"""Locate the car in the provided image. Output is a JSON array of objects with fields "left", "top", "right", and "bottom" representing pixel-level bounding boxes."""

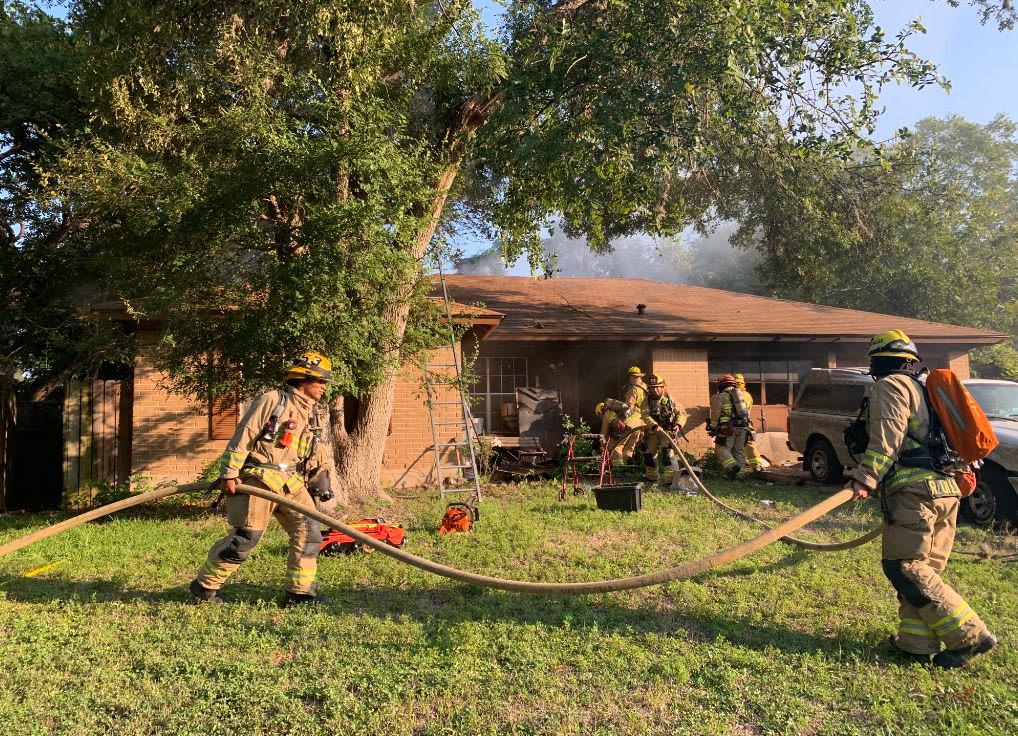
[
  {"left": 787, "top": 369, "right": 1018, "bottom": 525},
  {"left": 787, "top": 368, "right": 872, "bottom": 485},
  {"left": 959, "top": 379, "right": 1018, "bottom": 525}
]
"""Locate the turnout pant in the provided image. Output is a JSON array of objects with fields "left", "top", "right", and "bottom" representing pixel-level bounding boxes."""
[
  {"left": 196, "top": 477, "right": 323, "bottom": 595},
  {"left": 609, "top": 430, "right": 642, "bottom": 466},
  {"left": 714, "top": 429, "right": 748, "bottom": 475},
  {"left": 744, "top": 433, "right": 764, "bottom": 470},
  {"left": 643, "top": 427, "right": 676, "bottom": 481},
  {"left": 881, "top": 488, "right": 988, "bottom": 654}
]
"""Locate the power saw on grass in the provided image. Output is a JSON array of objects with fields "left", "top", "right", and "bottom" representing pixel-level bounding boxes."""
[
  {"left": 320, "top": 518, "right": 406, "bottom": 555},
  {"left": 438, "top": 500, "right": 479, "bottom": 534}
]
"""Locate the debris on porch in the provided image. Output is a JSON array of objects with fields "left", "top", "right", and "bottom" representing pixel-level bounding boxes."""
[{"left": 487, "top": 435, "right": 557, "bottom": 481}]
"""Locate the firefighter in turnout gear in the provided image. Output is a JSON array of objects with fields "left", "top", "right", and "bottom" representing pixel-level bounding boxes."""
[
  {"left": 845, "top": 331, "right": 995, "bottom": 667},
  {"left": 623, "top": 366, "right": 649, "bottom": 416},
  {"left": 643, "top": 375, "right": 687, "bottom": 481},
  {"left": 596, "top": 399, "right": 645, "bottom": 466},
  {"left": 708, "top": 374, "right": 751, "bottom": 478},
  {"left": 735, "top": 374, "right": 765, "bottom": 472},
  {"left": 190, "top": 352, "right": 335, "bottom": 607}
]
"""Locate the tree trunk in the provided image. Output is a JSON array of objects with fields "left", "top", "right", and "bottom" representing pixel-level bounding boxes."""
[{"left": 329, "top": 163, "right": 461, "bottom": 503}]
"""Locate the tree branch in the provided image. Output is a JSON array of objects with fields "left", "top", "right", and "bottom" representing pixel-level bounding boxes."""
[
  {"left": 28, "top": 365, "right": 76, "bottom": 402},
  {"left": 0, "top": 144, "right": 23, "bottom": 163},
  {"left": 43, "top": 212, "right": 85, "bottom": 248}
]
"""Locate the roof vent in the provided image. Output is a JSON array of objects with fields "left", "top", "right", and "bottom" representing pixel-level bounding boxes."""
[{"left": 636, "top": 303, "right": 647, "bottom": 315}]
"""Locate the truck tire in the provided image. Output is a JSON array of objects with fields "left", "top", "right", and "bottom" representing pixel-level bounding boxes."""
[
  {"left": 805, "top": 437, "right": 844, "bottom": 484},
  {"left": 962, "top": 463, "right": 1018, "bottom": 527}
]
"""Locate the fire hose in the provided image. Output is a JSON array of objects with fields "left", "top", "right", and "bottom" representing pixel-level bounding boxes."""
[
  {"left": 662, "top": 430, "right": 882, "bottom": 552},
  {"left": 0, "top": 470, "right": 873, "bottom": 594}
]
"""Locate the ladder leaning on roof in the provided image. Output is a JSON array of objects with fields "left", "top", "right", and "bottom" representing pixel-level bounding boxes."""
[{"left": 423, "top": 256, "right": 482, "bottom": 503}]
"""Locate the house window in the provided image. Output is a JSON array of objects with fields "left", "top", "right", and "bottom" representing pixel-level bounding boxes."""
[
  {"left": 469, "top": 357, "right": 528, "bottom": 435},
  {"left": 209, "top": 399, "right": 240, "bottom": 440},
  {"left": 708, "top": 359, "right": 812, "bottom": 406}
]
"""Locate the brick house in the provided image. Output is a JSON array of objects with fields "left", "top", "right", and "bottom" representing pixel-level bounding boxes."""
[{"left": 64, "top": 276, "right": 1006, "bottom": 499}]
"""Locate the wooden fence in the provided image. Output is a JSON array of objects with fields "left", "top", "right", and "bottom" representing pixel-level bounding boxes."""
[
  {"left": 63, "top": 378, "right": 131, "bottom": 507},
  {"left": 0, "top": 378, "right": 14, "bottom": 512}
]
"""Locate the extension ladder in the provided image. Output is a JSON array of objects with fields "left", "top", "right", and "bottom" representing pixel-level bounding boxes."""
[{"left": 423, "top": 255, "right": 482, "bottom": 503}]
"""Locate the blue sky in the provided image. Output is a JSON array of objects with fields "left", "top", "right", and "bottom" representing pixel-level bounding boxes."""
[{"left": 868, "top": 0, "right": 1017, "bottom": 138}]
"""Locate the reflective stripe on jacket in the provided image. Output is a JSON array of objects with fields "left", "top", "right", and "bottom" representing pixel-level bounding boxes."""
[
  {"left": 219, "top": 386, "right": 330, "bottom": 494},
  {"left": 710, "top": 389, "right": 744, "bottom": 428},
  {"left": 847, "top": 373, "right": 956, "bottom": 496}
]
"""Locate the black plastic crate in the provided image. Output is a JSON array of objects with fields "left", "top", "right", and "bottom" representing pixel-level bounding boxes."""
[{"left": 592, "top": 482, "right": 643, "bottom": 512}]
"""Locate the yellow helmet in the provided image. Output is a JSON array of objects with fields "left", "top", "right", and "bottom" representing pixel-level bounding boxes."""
[
  {"left": 868, "top": 330, "right": 920, "bottom": 361},
  {"left": 627, "top": 366, "right": 644, "bottom": 377},
  {"left": 287, "top": 351, "right": 333, "bottom": 382},
  {"left": 734, "top": 373, "right": 746, "bottom": 388},
  {"left": 595, "top": 401, "right": 606, "bottom": 417}
]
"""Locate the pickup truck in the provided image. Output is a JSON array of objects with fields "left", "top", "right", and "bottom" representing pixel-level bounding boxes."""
[{"left": 788, "top": 368, "right": 1018, "bottom": 526}]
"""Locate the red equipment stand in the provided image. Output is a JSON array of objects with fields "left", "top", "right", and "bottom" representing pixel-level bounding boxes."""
[{"left": 559, "top": 433, "right": 610, "bottom": 500}]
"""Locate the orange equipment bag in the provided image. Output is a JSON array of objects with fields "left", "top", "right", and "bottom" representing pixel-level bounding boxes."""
[
  {"left": 953, "top": 470, "right": 978, "bottom": 498},
  {"left": 320, "top": 518, "right": 406, "bottom": 555},
  {"left": 924, "top": 369, "right": 999, "bottom": 464},
  {"left": 438, "top": 502, "right": 479, "bottom": 534}
]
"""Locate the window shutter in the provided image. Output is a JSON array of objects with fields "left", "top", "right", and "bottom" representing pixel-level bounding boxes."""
[{"left": 209, "top": 400, "right": 240, "bottom": 440}]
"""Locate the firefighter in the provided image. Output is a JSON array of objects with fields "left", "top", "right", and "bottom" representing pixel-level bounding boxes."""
[
  {"left": 623, "top": 366, "right": 649, "bottom": 416},
  {"left": 596, "top": 399, "right": 643, "bottom": 466},
  {"left": 845, "top": 330, "right": 995, "bottom": 667},
  {"left": 643, "top": 375, "right": 687, "bottom": 481},
  {"left": 708, "top": 374, "right": 751, "bottom": 478},
  {"left": 734, "top": 373, "right": 765, "bottom": 472},
  {"left": 189, "top": 351, "right": 335, "bottom": 606}
]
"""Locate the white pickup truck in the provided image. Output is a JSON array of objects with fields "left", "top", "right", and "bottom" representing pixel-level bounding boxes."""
[
  {"left": 964, "top": 379, "right": 1018, "bottom": 525},
  {"left": 788, "top": 369, "right": 1018, "bottom": 526}
]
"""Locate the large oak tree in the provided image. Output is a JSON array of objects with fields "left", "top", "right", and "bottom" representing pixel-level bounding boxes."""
[{"left": 3, "top": 1, "right": 1014, "bottom": 498}]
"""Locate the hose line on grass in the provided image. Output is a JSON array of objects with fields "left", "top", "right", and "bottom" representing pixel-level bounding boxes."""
[
  {"left": 663, "top": 432, "right": 882, "bottom": 552},
  {"left": 0, "top": 481, "right": 860, "bottom": 595}
]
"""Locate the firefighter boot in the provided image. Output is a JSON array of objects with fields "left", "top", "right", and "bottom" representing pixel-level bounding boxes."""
[
  {"left": 887, "top": 635, "right": 933, "bottom": 663},
  {"left": 188, "top": 578, "right": 227, "bottom": 604},
  {"left": 643, "top": 453, "right": 659, "bottom": 482},
  {"left": 283, "top": 591, "right": 330, "bottom": 608},
  {"left": 933, "top": 631, "right": 997, "bottom": 669}
]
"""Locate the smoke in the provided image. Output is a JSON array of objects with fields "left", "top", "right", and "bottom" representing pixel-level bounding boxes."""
[{"left": 453, "top": 223, "right": 767, "bottom": 295}]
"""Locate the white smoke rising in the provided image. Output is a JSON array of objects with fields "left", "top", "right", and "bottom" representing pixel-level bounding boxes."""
[{"left": 454, "top": 223, "right": 766, "bottom": 294}]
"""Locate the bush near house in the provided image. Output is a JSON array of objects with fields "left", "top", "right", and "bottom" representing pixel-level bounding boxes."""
[{"left": 0, "top": 480, "right": 1016, "bottom": 736}]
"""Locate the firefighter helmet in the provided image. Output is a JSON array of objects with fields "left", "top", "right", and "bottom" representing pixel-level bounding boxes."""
[
  {"left": 595, "top": 402, "right": 607, "bottom": 417},
  {"left": 718, "top": 373, "right": 737, "bottom": 389},
  {"left": 287, "top": 351, "right": 333, "bottom": 383},
  {"left": 734, "top": 373, "right": 746, "bottom": 388},
  {"left": 868, "top": 330, "right": 920, "bottom": 361},
  {"left": 627, "top": 366, "right": 644, "bottom": 378},
  {"left": 646, "top": 374, "right": 665, "bottom": 388}
]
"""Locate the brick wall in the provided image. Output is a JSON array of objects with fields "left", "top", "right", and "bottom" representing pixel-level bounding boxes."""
[
  {"left": 380, "top": 343, "right": 471, "bottom": 488},
  {"left": 947, "top": 351, "right": 971, "bottom": 379},
  {"left": 130, "top": 331, "right": 469, "bottom": 489},
  {"left": 651, "top": 348, "right": 712, "bottom": 456},
  {"left": 130, "top": 331, "right": 227, "bottom": 484}
]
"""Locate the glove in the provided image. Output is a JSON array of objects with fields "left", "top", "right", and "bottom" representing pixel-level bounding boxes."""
[{"left": 308, "top": 470, "right": 334, "bottom": 503}]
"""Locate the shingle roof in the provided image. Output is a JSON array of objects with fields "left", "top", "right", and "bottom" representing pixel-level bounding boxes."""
[{"left": 437, "top": 275, "right": 1007, "bottom": 345}]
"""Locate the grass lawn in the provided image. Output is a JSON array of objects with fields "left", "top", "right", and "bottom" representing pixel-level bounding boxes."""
[{"left": 1, "top": 477, "right": 1016, "bottom": 736}]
